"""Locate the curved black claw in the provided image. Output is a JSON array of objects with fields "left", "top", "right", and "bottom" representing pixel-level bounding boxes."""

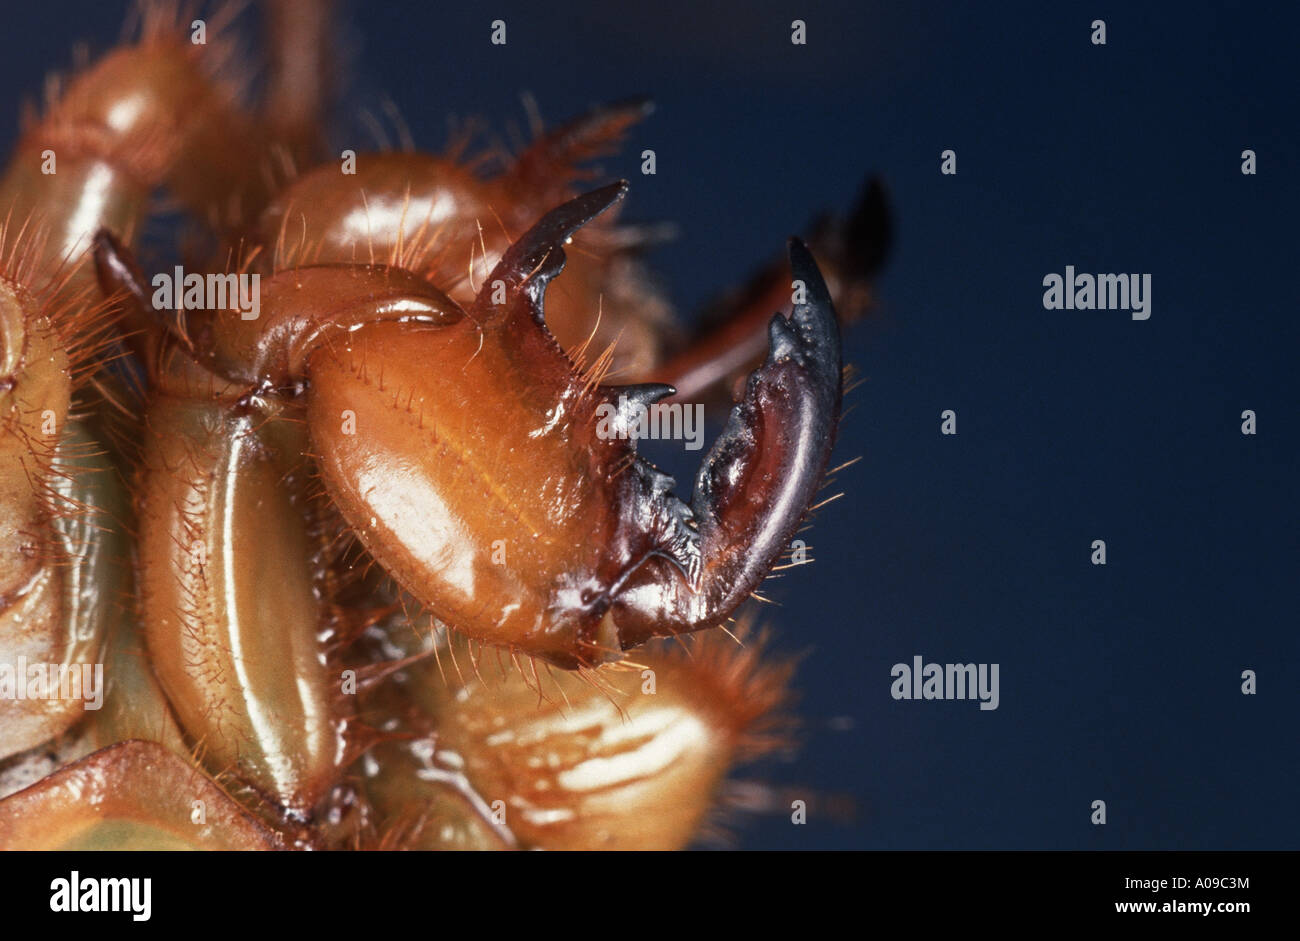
[
  {"left": 773, "top": 237, "right": 843, "bottom": 405},
  {"left": 599, "top": 382, "right": 678, "bottom": 440},
  {"left": 92, "top": 229, "right": 195, "bottom": 365},
  {"left": 607, "top": 239, "right": 844, "bottom": 651},
  {"left": 92, "top": 230, "right": 151, "bottom": 313},
  {"left": 474, "top": 181, "right": 629, "bottom": 330}
]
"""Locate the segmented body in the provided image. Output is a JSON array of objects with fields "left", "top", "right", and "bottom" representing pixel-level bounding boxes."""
[{"left": 0, "top": 2, "right": 884, "bottom": 850}]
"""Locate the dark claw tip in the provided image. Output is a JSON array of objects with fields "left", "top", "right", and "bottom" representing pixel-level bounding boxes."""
[
  {"left": 563, "top": 180, "right": 630, "bottom": 228},
  {"left": 788, "top": 237, "right": 834, "bottom": 311},
  {"left": 767, "top": 240, "right": 841, "bottom": 391},
  {"left": 492, "top": 182, "right": 629, "bottom": 294},
  {"left": 611, "top": 382, "right": 676, "bottom": 407},
  {"left": 91, "top": 228, "right": 148, "bottom": 302},
  {"left": 91, "top": 228, "right": 128, "bottom": 269}
]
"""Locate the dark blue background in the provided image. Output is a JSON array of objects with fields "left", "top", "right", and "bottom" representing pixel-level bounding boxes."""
[{"left": 4, "top": 1, "right": 1294, "bottom": 849}]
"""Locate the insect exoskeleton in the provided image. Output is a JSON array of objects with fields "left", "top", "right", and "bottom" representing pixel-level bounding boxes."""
[
  {"left": 300, "top": 185, "right": 841, "bottom": 668},
  {"left": 0, "top": 1, "right": 883, "bottom": 853},
  {"left": 0, "top": 277, "right": 76, "bottom": 759},
  {"left": 256, "top": 100, "right": 673, "bottom": 380},
  {"left": 0, "top": 7, "right": 271, "bottom": 294},
  {"left": 0, "top": 400, "right": 184, "bottom": 795},
  {"left": 360, "top": 621, "right": 793, "bottom": 850},
  {"left": 0, "top": 266, "right": 125, "bottom": 761},
  {"left": 106, "top": 181, "right": 843, "bottom": 671},
  {"left": 134, "top": 359, "right": 351, "bottom": 818},
  {"left": 78, "top": 424, "right": 188, "bottom": 758},
  {"left": 0, "top": 6, "right": 277, "bottom": 769},
  {"left": 0, "top": 739, "right": 279, "bottom": 850}
]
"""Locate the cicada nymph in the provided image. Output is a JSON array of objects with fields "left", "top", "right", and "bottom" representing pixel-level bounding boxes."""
[{"left": 0, "top": 0, "right": 888, "bottom": 850}]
